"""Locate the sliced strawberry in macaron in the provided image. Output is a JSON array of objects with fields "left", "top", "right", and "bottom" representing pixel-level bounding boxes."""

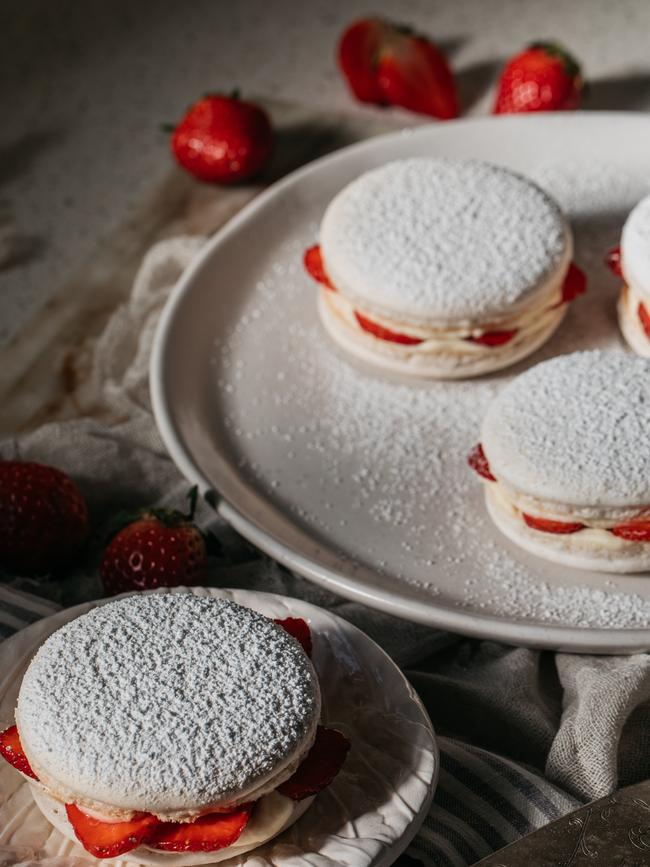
[
  {"left": 278, "top": 725, "right": 350, "bottom": 800},
  {"left": 638, "top": 303, "right": 650, "bottom": 340},
  {"left": 559, "top": 262, "right": 587, "bottom": 304},
  {"left": 523, "top": 513, "right": 585, "bottom": 534},
  {"left": 275, "top": 617, "right": 313, "bottom": 657},
  {"left": 304, "top": 245, "right": 336, "bottom": 291},
  {"left": 610, "top": 521, "right": 650, "bottom": 542},
  {"left": 66, "top": 804, "right": 159, "bottom": 859},
  {"left": 0, "top": 725, "right": 38, "bottom": 780},
  {"left": 467, "top": 444, "right": 496, "bottom": 482},
  {"left": 150, "top": 804, "right": 252, "bottom": 852},
  {"left": 467, "top": 329, "right": 518, "bottom": 347},
  {"left": 605, "top": 246, "right": 623, "bottom": 277},
  {"left": 354, "top": 312, "right": 424, "bottom": 345}
]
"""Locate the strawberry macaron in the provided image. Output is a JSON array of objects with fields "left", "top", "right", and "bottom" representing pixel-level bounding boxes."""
[
  {"left": 2, "top": 595, "right": 349, "bottom": 863},
  {"left": 305, "top": 158, "right": 584, "bottom": 379},
  {"left": 469, "top": 351, "right": 650, "bottom": 573},
  {"left": 612, "top": 194, "right": 650, "bottom": 357}
]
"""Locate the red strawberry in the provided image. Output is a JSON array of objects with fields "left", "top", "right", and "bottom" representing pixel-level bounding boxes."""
[
  {"left": 605, "top": 246, "right": 624, "bottom": 277},
  {"left": 467, "top": 329, "right": 518, "bottom": 347},
  {"left": 0, "top": 725, "right": 38, "bottom": 779},
  {"left": 100, "top": 489, "right": 209, "bottom": 595},
  {"left": 278, "top": 726, "right": 350, "bottom": 801},
  {"left": 523, "top": 513, "right": 585, "bottom": 534},
  {"left": 559, "top": 263, "right": 587, "bottom": 305},
  {"left": 0, "top": 461, "right": 88, "bottom": 575},
  {"left": 304, "top": 245, "right": 335, "bottom": 291},
  {"left": 66, "top": 804, "right": 159, "bottom": 859},
  {"left": 150, "top": 805, "right": 252, "bottom": 852},
  {"left": 467, "top": 444, "right": 496, "bottom": 482},
  {"left": 171, "top": 94, "right": 273, "bottom": 184},
  {"left": 338, "top": 18, "right": 458, "bottom": 120},
  {"left": 275, "top": 617, "right": 313, "bottom": 657},
  {"left": 493, "top": 42, "right": 583, "bottom": 114},
  {"left": 611, "top": 521, "right": 650, "bottom": 542},
  {"left": 638, "top": 303, "right": 650, "bottom": 340},
  {"left": 337, "top": 20, "right": 385, "bottom": 104},
  {"left": 355, "top": 312, "right": 424, "bottom": 346}
]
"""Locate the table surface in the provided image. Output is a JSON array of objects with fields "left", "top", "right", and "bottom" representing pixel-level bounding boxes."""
[{"left": 2, "top": 0, "right": 650, "bottom": 347}]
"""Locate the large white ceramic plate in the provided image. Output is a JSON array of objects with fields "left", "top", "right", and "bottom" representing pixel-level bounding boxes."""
[
  {"left": 0, "top": 587, "right": 436, "bottom": 866},
  {"left": 152, "top": 113, "right": 650, "bottom": 653}
]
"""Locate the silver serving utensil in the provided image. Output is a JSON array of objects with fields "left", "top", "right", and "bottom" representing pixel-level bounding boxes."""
[{"left": 474, "top": 779, "right": 650, "bottom": 865}]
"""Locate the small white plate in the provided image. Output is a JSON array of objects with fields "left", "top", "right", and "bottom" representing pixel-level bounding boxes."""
[
  {"left": 0, "top": 587, "right": 437, "bottom": 866},
  {"left": 151, "top": 113, "right": 650, "bottom": 653}
]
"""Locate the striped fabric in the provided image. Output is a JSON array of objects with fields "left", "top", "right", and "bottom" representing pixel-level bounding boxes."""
[
  {"left": 0, "top": 584, "right": 578, "bottom": 867},
  {"left": 406, "top": 739, "right": 578, "bottom": 866}
]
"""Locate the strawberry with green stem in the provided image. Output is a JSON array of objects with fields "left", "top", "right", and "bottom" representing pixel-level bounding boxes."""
[
  {"left": 493, "top": 42, "right": 583, "bottom": 114},
  {"left": 100, "top": 487, "right": 219, "bottom": 595}
]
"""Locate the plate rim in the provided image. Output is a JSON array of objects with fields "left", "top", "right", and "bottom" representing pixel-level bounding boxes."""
[{"left": 150, "top": 112, "right": 650, "bottom": 654}]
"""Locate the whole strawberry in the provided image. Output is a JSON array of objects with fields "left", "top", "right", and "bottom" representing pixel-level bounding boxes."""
[
  {"left": 100, "top": 489, "right": 208, "bottom": 595},
  {"left": 0, "top": 460, "right": 89, "bottom": 575},
  {"left": 338, "top": 18, "right": 458, "bottom": 120},
  {"left": 493, "top": 42, "right": 583, "bottom": 114},
  {"left": 171, "top": 94, "right": 273, "bottom": 183}
]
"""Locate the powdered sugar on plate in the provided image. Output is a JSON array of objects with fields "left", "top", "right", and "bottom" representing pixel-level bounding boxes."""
[
  {"left": 319, "top": 158, "right": 570, "bottom": 323},
  {"left": 182, "top": 126, "right": 650, "bottom": 641},
  {"left": 17, "top": 594, "right": 320, "bottom": 812}
]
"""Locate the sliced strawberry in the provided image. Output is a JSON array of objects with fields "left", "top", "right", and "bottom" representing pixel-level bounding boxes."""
[
  {"left": 277, "top": 726, "right": 350, "bottom": 801},
  {"left": 274, "top": 617, "right": 312, "bottom": 657},
  {"left": 338, "top": 19, "right": 386, "bottom": 104},
  {"left": 467, "top": 444, "right": 496, "bottom": 482},
  {"left": 605, "top": 246, "right": 623, "bottom": 277},
  {"left": 467, "top": 329, "right": 518, "bottom": 347},
  {"left": 610, "top": 521, "right": 650, "bottom": 542},
  {"left": 523, "top": 513, "right": 585, "bottom": 534},
  {"left": 354, "top": 312, "right": 424, "bottom": 345},
  {"left": 338, "top": 19, "right": 458, "bottom": 119},
  {"left": 377, "top": 32, "right": 459, "bottom": 120},
  {"left": 150, "top": 805, "right": 252, "bottom": 852},
  {"left": 560, "top": 262, "right": 587, "bottom": 304},
  {"left": 66, "top": 804, "right": 159, "bottom": 859},
  {"left": 638, "top": 303, "right": 650, "bottom": 340},
  {"left": 0, "top": 726, "right": 38, "bottom": 780},
  {"left": 304, "top": 245, "right": 335, "bottom": 291}
]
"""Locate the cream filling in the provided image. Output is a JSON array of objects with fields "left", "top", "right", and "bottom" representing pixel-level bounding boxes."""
[
  {"left": 18, "top": 723, "right": 317, "bottom": 823},
  {"left": 488, "top": 480, "right": 650, "bottom": 544},
  {"left": 322, "top": 284, "right": 564, "bottom": 357},
  {"left": 31, "top": 783, "right": 313, "bottom": 866}
]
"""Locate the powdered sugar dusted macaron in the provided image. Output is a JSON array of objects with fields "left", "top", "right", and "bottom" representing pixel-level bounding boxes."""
[
  {"left": 1, "top": 594, "right": 349, "bottom": 863},
  {"left": 305, "top": 158, "right": 585, "bottom": 379},
  {"left": 469, "top": 351, "right": 650, "bottom": 573},
  {"left": 610, "top": 194, "right": 650, "bottom": 357}
]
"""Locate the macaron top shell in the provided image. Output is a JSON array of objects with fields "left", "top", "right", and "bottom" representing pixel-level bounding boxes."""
[
  {"left": 481, "top": 351, "right": 650, "bottom": 508},
  {"left": 320, "top": 158, "right": 571, "bottom": 326},
  {"left": 17, "top": 594, "right": 320, "bottom": 814},
  {"left": 621, "top": 193, "right": 650, "bottom": 295}
]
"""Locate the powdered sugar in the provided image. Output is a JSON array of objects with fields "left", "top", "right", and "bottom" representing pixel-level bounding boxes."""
[
  {"left": 320, "top": 158, "right": 570, "bottom": 323},
  {"left": 190, "top": 145, "right": 650, "bottom": 638},
  {"left": 17, "top": 595, "right": 320, "bottom": 812},
  {"left": 482, "top": 350, "right": 650, "bottom": 507}
]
